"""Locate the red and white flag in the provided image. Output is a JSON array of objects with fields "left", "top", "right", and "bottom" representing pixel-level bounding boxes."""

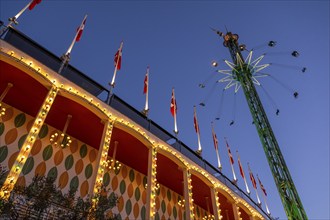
[
  {"left": 170, "top": 89, "right": 177, "bottom": 117},
  {"left": 212, "top": 125, "right": 218, "bottom": 151},
  {"left": 28, "top": 0, "right": 42, "bottom": 10},
  {"left": 257, "top": 175, "right": 267, "bottom": 196},
  {"left": 225, "top": 139, "right": 234, "bottom": 165},
  {"left": 237, "top": 153, "right": 245, "bottom": 179},
  {"left": 114, "top": 42, "right": 123, "bottom": 70},
  {"left": 65, "top": 15, "right": 88, "bottom": 55},
  {"left": 224, "top": 138, "right": 237, "bottom": 182},
  {"left": 237, "top": 151, "right": 250, "bottom": 194},
  {"left": 8, "top": 0, "right": 42, "bottom": 26},
  {"left": 248, "top": 164, "right": 257, "bottom": 189},
  {"left": 257, "top": 174, "right": 270, "bottom": 215},
  {"left": 212, "top": 122, "right": 221, "bottom": 170},
  {"left": 143, "top": 67, "right": 149, "bottom": 94},
  {"left": 59, "top": 15, "right": 88, "bottom": 74},
  {"left": 170, "top": 88, "right": 178, "bottom": 134},
  {"left": 248, "top": 163, "right": 261, "bottom": 205},
  {"left": 193, "top": 107, "right": 200, "bottom": 135},
  {"left": 75, "top": 15, "right": 87, "bottom": 42},
  {"left": 194, "top": 106, "right": 202, "bottom": 153},
  {"left": 143, "top": 66, "right": 149, "bottom": 114},
  {"left": 110, "top": 41, "right": 124, "bottom": 87}
]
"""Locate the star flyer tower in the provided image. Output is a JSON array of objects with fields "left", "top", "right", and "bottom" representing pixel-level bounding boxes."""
[{"left": 214, "top": 30, "right": 308, "bottom": 220}]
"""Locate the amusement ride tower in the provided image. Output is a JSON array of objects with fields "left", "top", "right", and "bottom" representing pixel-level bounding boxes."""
[{"left": 213, "top": 30, "right": 308, "bottom": 220}]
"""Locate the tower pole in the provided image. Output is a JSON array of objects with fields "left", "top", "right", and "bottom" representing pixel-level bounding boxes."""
[{"left": 219, "top": 31, "right": 307, "bottom": 220}]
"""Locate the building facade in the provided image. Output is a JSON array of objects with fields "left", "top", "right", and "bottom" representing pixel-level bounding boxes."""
[{"left": 0, "top": 27, "right": 268, "bottom": 220}]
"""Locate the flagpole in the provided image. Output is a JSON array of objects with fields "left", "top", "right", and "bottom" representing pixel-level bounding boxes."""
[
  {"left": 257, "top": 174, "right": 271, "bottom": 215},
  {"left": 230, "top": 161, "right": 237, "bottom": 184},
  {"left": 143, "top": 66, "right": 149, "bottom": 116},
  {"left": 8, "top": 0, "right": 32, "bottom": 25},
  {"left": 225, "top": 137, "right": 237, "bottom": 183},
  {"left": 0, "top": 0, "right": 37, "bottom": 36},
  {"left": 211, "top": 122, "right": 221, "bottom": 170},
  {"left": 215, "top": 147, "right": 222, "bottom": 171},
  {"left": 107, "top": 41, "right": 123, "bottom": 104},
  {"left": 263, "top": 193, "right": 271, "bottom": 215},
  {"left": 243, "top": 173, "right": 250, "bottom": 194},
  {"left": 194, "top": 106, "right": 202, "bottom": 155},
  {"left": 145, "top": 76, "right": 149, "bottom": 113},
  {"left": 248, "top": 163, "right": 261, "bottom": 205},
  {"left": 110, "top": 63, "right": 118, "bottom": 87},
  {"left": 106, "top": 85, "right": 113, "bottom": 105},
  {"left": 58, "top": 14, "right": 87, "bottom": 75},
  {"left": 67, "top": 15, "right": 88, "bottom": 55},
  {"left": 174, "top": 113, "right": 178, "bottom": 136},
  {"left": 110, "top": 41, "right": 123, "bottom": 87},
  {"left": 172, "top": 88, "right": 178, "bottom": 136},
  {"left": 237, "top": 150, "right": 250, "bottom": 195},
  {"left": 174, "top": 108, "right": 178, "bottom": 136},
  {"left": 58, "top": 54, "right": 70, "bottom": 75},
  {"left": 170, "top": 88, "right": 178, "bottom": 137},
  {"left": 256, "top": 185, "right": 262, "bottom": 205}
]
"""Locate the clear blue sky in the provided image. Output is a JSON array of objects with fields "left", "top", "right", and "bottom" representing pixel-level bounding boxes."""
[{"left": 1, "top": 1, "right": 329, "bottom": 219}]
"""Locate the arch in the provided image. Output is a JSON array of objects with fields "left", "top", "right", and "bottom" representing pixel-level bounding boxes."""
[
  {"left": 0, "top": 50, "right": 51, "bottom": 90},
  {"left": 237, "top": 201, "right": 253, "bottom": 215},
  {"left": 217, "top": 186, "right": 236, "bottom": 203},
  {"left": 190, "top": 169, "right": 214, "bottom": 187},
  {"left": 0, "top": 57, "right": 49, "bottom": 118},
  {"left": 156, "top": 147, "right": 186, "bottom": 169},
  {"left": 156, "top": 152, "right": 185, "bottom": 196},
  {"left": 113, "top": 121, "right": 154, "bottom": 150}
]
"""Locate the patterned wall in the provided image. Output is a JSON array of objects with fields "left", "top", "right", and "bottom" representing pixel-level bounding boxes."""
[
  {"left": 101, "top": 156, "right": 210, "bottom": 220},
  {"left": 1, "top": 104, "right": 212, "bottom": 220},
  {"left": 0, "top": 105, "right": 98, "bottom": 198}
]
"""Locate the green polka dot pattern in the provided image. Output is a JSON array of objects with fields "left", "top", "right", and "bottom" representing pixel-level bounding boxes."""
[
  {"left": 0, "top": 106, "right": 97, "bottom": 198},
  {"left": 0, "top": 105, "right": 212, "bottom": 219}
]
